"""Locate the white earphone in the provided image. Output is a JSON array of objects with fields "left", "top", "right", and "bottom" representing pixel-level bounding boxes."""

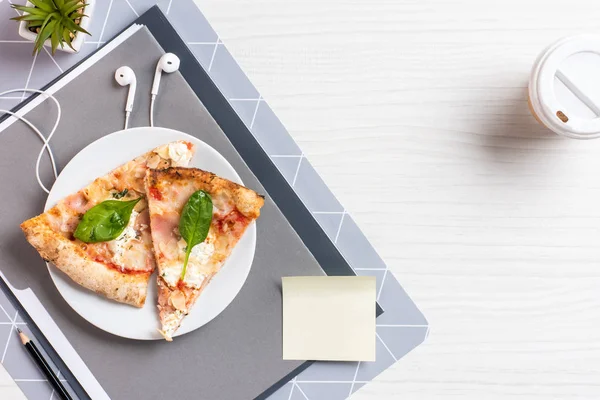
[
  {"left": 1, "top": 55, "right": 179, "bottom": 192},
  {"left": 114, "top": 53, "right": 180, "bottom": 129},
  {"left": 150, "top": 53, "right": 180, "bottom": 127},
  {"left": 114, "top": 66, "right": 137, "bottom": 129}
]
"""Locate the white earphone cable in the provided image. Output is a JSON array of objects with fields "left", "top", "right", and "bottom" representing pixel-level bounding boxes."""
[
  {"left": 124, "top": 111, "right": 130, "bottom": 130},
  {"left": 0, "top": 89, "right": 61, "bottom": 193},
  {"left": 149, "top": 95, "right": 156, "bottom": 127}
]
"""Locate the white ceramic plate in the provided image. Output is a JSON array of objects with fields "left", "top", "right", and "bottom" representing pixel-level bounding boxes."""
[{"left": 45, "top": 127, "right": 256, "bottom": 340}]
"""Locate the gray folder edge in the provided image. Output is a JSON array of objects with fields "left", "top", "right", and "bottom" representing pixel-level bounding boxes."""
[{"left": 0, "top": 6, "right": 383, "bottom": 400}]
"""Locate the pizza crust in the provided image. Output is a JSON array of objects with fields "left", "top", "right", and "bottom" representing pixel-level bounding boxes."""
[{"left": 21, "top": 214, "right": 150, "bottom": 307}]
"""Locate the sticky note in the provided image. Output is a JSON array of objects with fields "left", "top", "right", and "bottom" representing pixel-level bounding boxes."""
[{"left": 282, "top": 276, "right": 376, "bottom": 362}]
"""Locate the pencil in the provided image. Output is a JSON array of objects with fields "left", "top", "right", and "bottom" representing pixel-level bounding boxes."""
[{"left": 17, "top": 328, "right": 73, "bottom": 400}]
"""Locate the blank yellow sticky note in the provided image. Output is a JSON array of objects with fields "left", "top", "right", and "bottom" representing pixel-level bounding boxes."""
[{"left": 282, "top": 276, "right": 376, "bottom": 362}]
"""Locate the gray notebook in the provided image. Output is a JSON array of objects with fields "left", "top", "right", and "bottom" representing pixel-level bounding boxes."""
[{"left": 0, "top": 28, "right": 325, "bottom": 400}]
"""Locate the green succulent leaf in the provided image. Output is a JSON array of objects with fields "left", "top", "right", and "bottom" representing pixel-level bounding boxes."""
[
  {"left": 62, "top": 0, "right": 86, "bottom": 16},
  {"left": 62, "top": 17, "right": 90, "bottom": 35},
  {"left": 29, "top": 8, "right": 50, "bottom": 16},
  {"left": 61, "top": 0, "right": 82, "bottom": 10},
  {"left": 62, "top": 28, "right": 75, "bottom": 51},
  {"left": 38, "top": 18, "right": 56, "bottom": 43},
  {"left": 28, "top": 0, "right": 55, "bottom": 13},
  {"left": 27, "top": 21, "right": 44, "bottom": 29},
  {"left": 37, "top": 11, "right": 56, "bottom": 36},
  {"left": 51, "top": 20, "right": 62, "bottom": 54},
  {"left": 11, "top": 14, "right": 47, "bottom": 21},
  {"left": 11, "top": 5, "right": 46, "bottom": 16},
  {"left": 53, "top": 0, "right": 65, "bottom": 8},
  {"left": 10, "top": 4, "right": 31, "bottom": 12}
]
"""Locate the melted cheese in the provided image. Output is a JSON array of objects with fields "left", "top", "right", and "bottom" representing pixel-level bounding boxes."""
[
  {"left": 153, "top": 141, "right": 192, "bottom": 167},
  {"left": 107, "top": 210, "right": 139, "bottom": 267},
  {"left": 168, "top": 142, "right": 192, "bottom": 167},
  {"left": 190, "top": 241, "right": 215, "bottom": 264},
  {"left": 161, "top": 264, "right": 181, "bottom": 287},
  {"left": 160, "top": 236, "right": 215, "bottom": 288},
  {"left": 161, "top": 310, "right": 184, "bottom": 339},
  {"left": 185, "top": 271, "right": 208, "bottom": 288}
]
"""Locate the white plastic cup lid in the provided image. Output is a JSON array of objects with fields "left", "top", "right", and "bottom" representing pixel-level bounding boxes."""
[{"left": 529, "top": 35, "right": 600, "bottom": 139}]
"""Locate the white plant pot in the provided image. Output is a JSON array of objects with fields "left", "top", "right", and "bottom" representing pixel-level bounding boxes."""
[{"left": 17, "top": 0, "right": 95, "bottom": 54}]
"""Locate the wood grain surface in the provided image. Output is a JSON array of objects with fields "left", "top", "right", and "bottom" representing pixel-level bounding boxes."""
[{"left": 198, "top": 0, "right": 600, "bottom": 398}]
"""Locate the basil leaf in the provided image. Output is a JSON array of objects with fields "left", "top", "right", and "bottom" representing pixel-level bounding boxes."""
[
  {"left": 179, "top": 190, "right": 213, "bottom": 280},
  {"left": 73, "top": 198, "right": 141, "bottom": 243}
]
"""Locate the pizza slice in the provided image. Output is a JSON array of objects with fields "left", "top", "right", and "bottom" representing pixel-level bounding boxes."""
[
  {"left": 145, "top": 167, "right": 264, "bottom": 341},
  {"left": 21, "top": 141, "right": 195, "bottom": 307}
]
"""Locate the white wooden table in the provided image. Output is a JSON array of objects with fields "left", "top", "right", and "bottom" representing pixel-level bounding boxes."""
[
  {"left": 4, "top": 0, "right": 600, "bottom": 398},
  {"left": 199, "top": 0, "right": 600, "bottom": 398}
]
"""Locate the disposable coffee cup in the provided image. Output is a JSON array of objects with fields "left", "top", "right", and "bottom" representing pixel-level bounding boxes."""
[{"left": 529, "top": 35, "right": 600, "bottom": 139}]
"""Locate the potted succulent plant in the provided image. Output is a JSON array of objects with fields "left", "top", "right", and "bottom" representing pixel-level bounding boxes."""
[{"left": 11, "top": 0, "right": 94, "bottom": 55}]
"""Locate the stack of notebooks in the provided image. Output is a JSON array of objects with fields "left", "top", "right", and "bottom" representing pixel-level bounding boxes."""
[{"left": 0, "top": 3, "right": 427, "bottom": 400}]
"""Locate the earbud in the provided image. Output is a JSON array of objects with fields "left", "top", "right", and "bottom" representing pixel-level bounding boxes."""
[
  {"left": 115, "top": 66, "right": 136, "bottom": 113},
  {"left": 150, "top": 53, "right": 180, "bottom": 127},
  {"left": 151, "top": 53, "right": 180, "bottom": 96}
]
